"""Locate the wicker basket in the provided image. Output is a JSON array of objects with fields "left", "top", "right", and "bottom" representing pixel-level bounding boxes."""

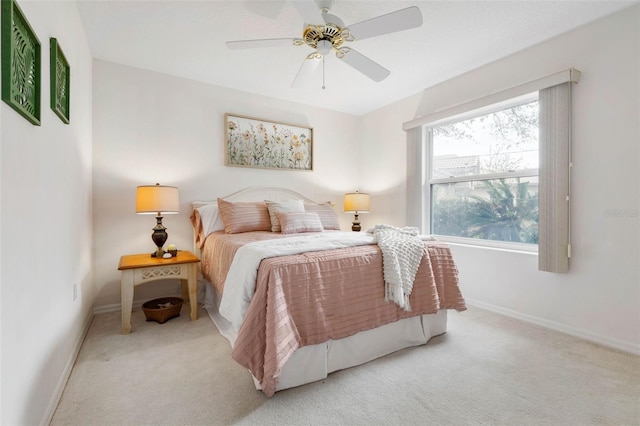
[{"left": 142, "top": 297, "right": 183, "bottom": 324}]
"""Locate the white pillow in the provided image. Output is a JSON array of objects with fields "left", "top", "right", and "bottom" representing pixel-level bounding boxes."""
[
  {"left": 304, "top": 202, "right": 341, "bottom": 230},
  {"left": 197, "top": 203, "right": 225, "bottom": 237},
  {"left": 265, "top": 199, "right": 305, "bottom": 232}
]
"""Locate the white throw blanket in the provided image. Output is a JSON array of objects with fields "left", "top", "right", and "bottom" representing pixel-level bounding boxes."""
[
  {"left": 370, "top": 224, "right": 427, "bottom": 311},
  {"left": 219, "top": 231, "right": 376, "bottom": 330}
]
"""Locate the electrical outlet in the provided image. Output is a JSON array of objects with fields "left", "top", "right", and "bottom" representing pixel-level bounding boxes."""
[{"left": 73, "top": 284, "right": 78, "bottom": 301}]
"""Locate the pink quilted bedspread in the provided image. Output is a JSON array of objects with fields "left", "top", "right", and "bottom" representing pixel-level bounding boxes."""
[{"left": 199, "top": 231, "right": 466, "bottom": 397}]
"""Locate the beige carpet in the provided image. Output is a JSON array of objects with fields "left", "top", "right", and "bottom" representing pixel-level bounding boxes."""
[{"left": 51, "top": 305, "right": 640, "bottom": 426}]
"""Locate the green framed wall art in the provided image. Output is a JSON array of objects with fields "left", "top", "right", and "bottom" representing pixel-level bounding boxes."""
[
  {"left": 50, "top": 37, "right": 70, "bottom": 123},
  {"left": 1, "top": 0, "right": 41, "bottom": 125}
]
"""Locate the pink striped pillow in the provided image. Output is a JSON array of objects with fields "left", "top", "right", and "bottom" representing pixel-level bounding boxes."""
[
  {"left": 217, "top": 198, "right": 271, "bottom": 234},
  {"left": 276, "top": 212, "right": 324, "bottom": 234}
]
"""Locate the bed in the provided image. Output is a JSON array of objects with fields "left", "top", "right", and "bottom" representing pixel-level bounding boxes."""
[{"left": 191, "top": 187, "right": 466, "bottom": 396}]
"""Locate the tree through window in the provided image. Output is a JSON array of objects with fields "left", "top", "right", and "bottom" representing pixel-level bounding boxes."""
[{"left": 429, "top": 98, "right": 539, "bottom": 244}]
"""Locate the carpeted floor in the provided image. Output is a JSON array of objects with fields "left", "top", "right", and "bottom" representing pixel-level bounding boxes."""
[{"left": 51, "top": 305, "right": 640, "bottom": 426}]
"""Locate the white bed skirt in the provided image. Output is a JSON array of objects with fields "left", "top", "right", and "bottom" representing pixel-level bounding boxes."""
[{"left": 201, "top": 278, "right": 448, "bottom": 393}]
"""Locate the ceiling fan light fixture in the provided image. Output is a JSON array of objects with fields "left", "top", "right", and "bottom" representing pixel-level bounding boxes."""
[
  {"left": 303, "top": 22, "right": 344, "bottom": 50},
  {"left": 317, "top": 40, "right": 332, "bottom": 56}
]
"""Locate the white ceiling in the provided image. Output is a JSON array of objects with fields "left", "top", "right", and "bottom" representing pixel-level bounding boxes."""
[{"left": 76, "top": 0, "right": 636, "bottom": 116}]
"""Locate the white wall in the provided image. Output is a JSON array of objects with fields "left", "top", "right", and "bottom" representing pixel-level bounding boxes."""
[
  {"left": 0, "top": 61, "right": 3, "bottom": 426},
  {"left": 0, "top": 2, "right": 93, "bottom": 425},
  {"left": 360, "top": 92, "right": 423, "bottom": 227},
  {"left": 92, "top": 60, "right": 361, "bottom": 308},
  {"left": 360, "top": 6, "right": 640, "bottom": 353}
]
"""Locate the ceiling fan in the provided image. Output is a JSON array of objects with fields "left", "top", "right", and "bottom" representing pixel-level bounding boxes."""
[{"left": 226, "top": 0, "right": 423, "bottom": 88}]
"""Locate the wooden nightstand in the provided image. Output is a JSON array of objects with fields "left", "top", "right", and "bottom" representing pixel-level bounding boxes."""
[{"left": 118, "top": 250, "right": 200, "bottom": 334}]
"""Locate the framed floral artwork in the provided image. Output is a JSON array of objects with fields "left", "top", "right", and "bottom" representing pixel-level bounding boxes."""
[{"left": 225, "top": 114, "right": 313, "bottom": 171}]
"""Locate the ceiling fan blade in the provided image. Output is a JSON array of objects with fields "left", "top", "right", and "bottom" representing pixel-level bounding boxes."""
[
  {"left": 346, "top": 6, "right": 423, "bottom": 41},
  {"left": 337, "top": 48, "right": 390, "bottom": 82},
  {"left": 226, "top": 38, "right": 298, "bottom": 50},
  {"left": 292, "top": 0, "right": 325, "bottom": 25},
  {"left": 291, "top": 54, "right": 321, "bottom": 88}
]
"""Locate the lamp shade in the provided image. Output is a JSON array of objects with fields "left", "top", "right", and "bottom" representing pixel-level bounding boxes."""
[
  {"left": 135, "top": 183, "right": 179, "bottom": 214},
  {"left": 344, "top": 192, "right": 370, "bottom": 213}
]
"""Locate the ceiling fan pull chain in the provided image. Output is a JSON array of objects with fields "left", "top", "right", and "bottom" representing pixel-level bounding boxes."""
[{"left": 322, "top": 56, "right": 326, "bottom": 90}]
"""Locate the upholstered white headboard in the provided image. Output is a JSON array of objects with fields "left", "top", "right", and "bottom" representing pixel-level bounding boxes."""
[{"left": 192, "top": 186, "right": 330, "bottom": 209}]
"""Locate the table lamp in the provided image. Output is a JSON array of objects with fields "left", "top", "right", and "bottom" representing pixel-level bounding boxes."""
[
  {"left": 136, "top": 183, "right": 179, "bottom": 257},
  {"left": 344, "top": 191, "right": 370, "bottom": 232}
]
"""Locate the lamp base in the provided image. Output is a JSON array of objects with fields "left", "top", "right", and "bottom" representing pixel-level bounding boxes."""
[
  {"left": 150, "top": 214, "right": 168, "bottom": 257},
  {"left": 351, "top": 214, "right": 361, "bottom": 232}
]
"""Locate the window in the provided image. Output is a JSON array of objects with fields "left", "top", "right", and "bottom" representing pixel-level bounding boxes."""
[
  {"left": 428, "top": 96, "right": 539, "bottom": 246},
  {"left": 405, "top": 69, "right": 579, "bottom": 272}
]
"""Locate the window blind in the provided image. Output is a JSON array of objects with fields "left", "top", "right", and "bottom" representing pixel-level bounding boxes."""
[
  {"left": 406, "top": 126, "right": 426, "bottom": 230},
  {"left": 538, "top": 82, "right": 572, "bottom": 273}
]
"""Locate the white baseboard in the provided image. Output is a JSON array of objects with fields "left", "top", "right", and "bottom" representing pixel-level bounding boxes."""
[
  {"left": 93, "top": 300, "right": 144, "bottom": 315},
  {"left": 93, "top": 294, "right": 181, "bottom": 315},
  {"left": 465, "top": 298, "right": 640, "bottom": 355},
  {"left": 42, "top": 307, "right": 94, "bottom": 426}
]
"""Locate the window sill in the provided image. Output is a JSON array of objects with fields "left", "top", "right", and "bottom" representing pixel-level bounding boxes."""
[{"left": 433, "top": 235, "right": 538, "bottom": 255}]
